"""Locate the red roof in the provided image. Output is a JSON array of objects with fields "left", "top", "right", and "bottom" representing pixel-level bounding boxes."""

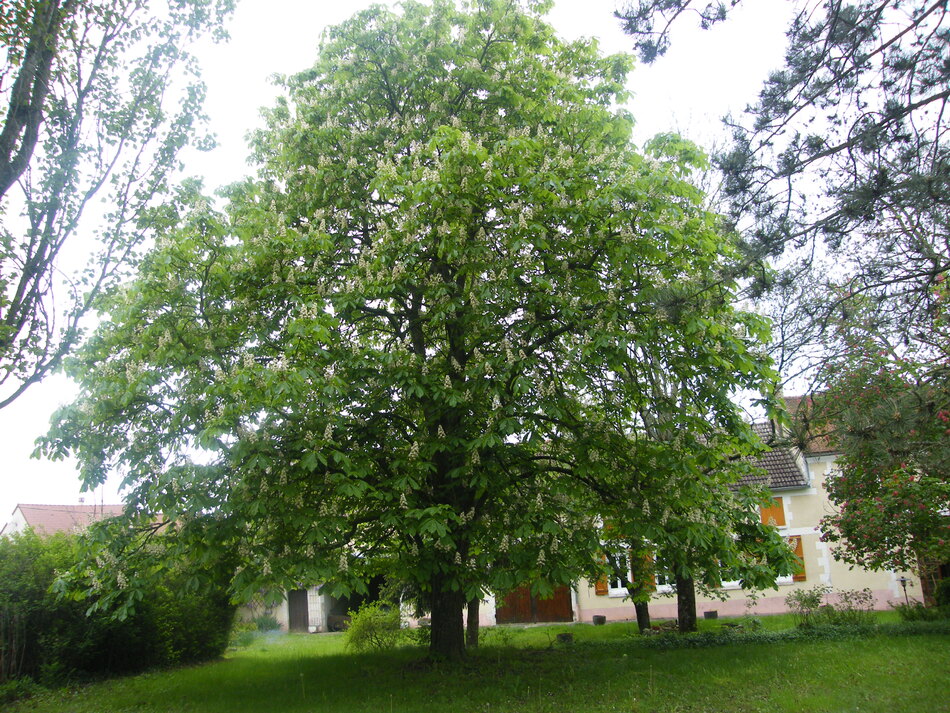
[{"left": 5, "top": 503, "right": 125, "bottom": 535}]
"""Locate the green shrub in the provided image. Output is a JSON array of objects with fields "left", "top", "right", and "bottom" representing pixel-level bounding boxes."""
[
  {"left": 876, "top": 619, "right": 950, "bottom": 636},
  {"left": 229, "top": 619, "right": 258, "bottom": 648},
  {"left": 409, "top": 620, "right": 431, "bottom": 648},
  {"left": 149, "top": 576, "right": 236, "bottom": 665},
  {"left": 784, "top": 585, "right": 874, "bottom": 627},
  {"left": 744, "top": 616, "right": 763, "bottom": 631},
  {"left": 784, "top": 584, "right": 832, "bottom": 627},
  {"left": 823, "top": 588, "right": 875, "bottom": 626},
  {"left": 0, "top": 676, "right": 42, "bottom": 705},
  {"left": 0, "top": 529, "right": 235, "bottom": 692},
  {"left": 636, "top": 619, "right": 950, "bottom": 651},
  {"left": 892, "top": 601, "right": 950, "bottom": 621},
  {"left": 253, "top": 613, "right": 281, "bottom": 632},
  {"left": 0, "top": 530, "right": 73, "bottom": 681},
  {"left": 343, "top": 601, "right": 402, "bottom": 652}
]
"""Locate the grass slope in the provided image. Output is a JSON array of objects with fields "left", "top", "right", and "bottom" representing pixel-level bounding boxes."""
[{"left": 10, "top": 618, "right": 950, "bottom": 713}]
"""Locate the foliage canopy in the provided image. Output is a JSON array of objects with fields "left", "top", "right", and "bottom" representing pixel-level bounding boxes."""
[{"left": 618, "top": 0, "right": 949, "bottom": 382}]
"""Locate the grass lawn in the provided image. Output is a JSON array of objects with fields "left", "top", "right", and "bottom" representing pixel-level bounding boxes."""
[{"left": 9, "top": 616, "right": 949, "bottom": 713}]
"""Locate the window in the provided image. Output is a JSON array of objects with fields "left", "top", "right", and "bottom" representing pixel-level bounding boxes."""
[
  {"left": 652, "top": 569, "right": 672, "bottom": 593},
  {"left": 719, "top": 575, "right": 742, "bottom": 590},
  {"left": 607, "top": 550, "right": 630, "bottom": 595},
  {"left": 594, "top": 546, "right": 672, "bottom": 596}
]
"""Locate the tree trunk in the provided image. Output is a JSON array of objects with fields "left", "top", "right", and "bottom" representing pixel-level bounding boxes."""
[
  {"left": 428, "top": 583, "right": 466, "bottom": 660},
  {"left": 627, "top": 543, "right": 652, "bottom": 632},
  {"left": 916, "top": 555, "right": 940, "bottom": 606},
  {"left": 634, "top": 601, "right": 651, "bottom": 632},
  {"left": 676, "top": 575, "right": 697, "bottom": 633},
  {"left": 0, "top": 0, "right": 68, "bottom": 200},
  {"left": 466, "top": 597, "right": 480, "bottom": 648}
]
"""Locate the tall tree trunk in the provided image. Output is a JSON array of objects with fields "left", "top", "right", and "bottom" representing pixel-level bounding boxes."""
[
  {"left": 634, "top": 601, "right": 651, "bottom": 632},
  {"left": 627, "top": 545, "right": 652, "bottom": 632},
  {"left": 0, "top": 0, "right": 71, "bottom": 199},
  {"left": 676, "top": 575, "right": 697, "bottom": 633},
  {"left": 466, "top": 597, "right": 480, "bottom": 648},
  {"left": 428, "top": 581, "right": 466, "bottom": 661}
]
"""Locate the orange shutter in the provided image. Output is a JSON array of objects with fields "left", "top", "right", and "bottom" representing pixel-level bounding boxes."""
[
  {"left": 595, "top": 551, "right": 609, "bottom": 595},
  {"left": 760, "top": 497, "right": 786, "bottom": 527},
  {"left": 644, "top": 553, "right": 657, "bottom": 588},
  {"left": 630, "top": 553, "right": 656, "bottom": 590},
  {"left": 788, "top": 535, "right": 806, "bottom": 581}
]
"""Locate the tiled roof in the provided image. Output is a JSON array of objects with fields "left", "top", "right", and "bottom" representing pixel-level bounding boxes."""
[
  {"left": 738, "top": 422, "right": 810, "bottom": 490},
  {"left": 748, "top": 447, "right": 809, "bottom": 490},
  {"left": 11, "top": 503, "right": 125, "bottom": 535}
]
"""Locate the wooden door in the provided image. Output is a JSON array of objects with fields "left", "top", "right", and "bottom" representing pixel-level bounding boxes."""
[
  {"left": 495, "top": 585, "right": 573, "bottom": 624},
  {"left": 495, "top": 585, "right": 533, "bottom": 624},
  {"left": 533, "top": 586, "right": 573, "bottom": 622},
  {"left": 288, "top": 589, "right": 309, "bottom": 632}
]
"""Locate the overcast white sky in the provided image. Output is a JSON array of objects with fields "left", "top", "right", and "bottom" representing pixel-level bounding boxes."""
[{"left": 0, "top": 0, "right": 793, "bottom": 521}]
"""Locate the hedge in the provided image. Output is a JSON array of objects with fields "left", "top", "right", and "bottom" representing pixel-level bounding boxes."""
[{"left": 0, "top": 530, "right": 235, "bottom": 689}]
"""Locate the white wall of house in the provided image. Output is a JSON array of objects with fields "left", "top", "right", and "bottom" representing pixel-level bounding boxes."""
[
  {"left": 462, "top": 593, "right": 497, "bottom": 628},
  {"left": 0, "top": 506, "right": 28, "bottom": 536},
  {"left": 239, "top": 593, "right": 291, "bottom": 631}
]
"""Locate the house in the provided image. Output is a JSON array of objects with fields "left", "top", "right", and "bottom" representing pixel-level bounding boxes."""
[
  {"left": 1, "top": 502, "right": 125, "bottom": 537},
  {"left": 494, "top": 411, "right": 924, "bottom": 625}
]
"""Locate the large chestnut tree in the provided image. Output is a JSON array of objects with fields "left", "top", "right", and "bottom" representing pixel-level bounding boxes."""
[{"left": 44, "top": 0, "right": 789, "bottom": 660}]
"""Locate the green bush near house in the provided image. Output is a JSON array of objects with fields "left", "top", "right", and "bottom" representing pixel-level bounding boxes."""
[
  {"left": 229, "top": 619, "right": 259, "bottom": 649},
  {"left": 148, "top": 572, "right": 235, "bottom": 665},
  {"left": 252, "top": 613, "right": 281, "bottom": 632},
  {"left": 342, "top": 600, "right": 403, "bottom": 652},
  {"left": 0, "top": 530, "right": 235, "bottom": 694},
  {"left": 893, "top": 601, "right": 950, "bottom": 621}
]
